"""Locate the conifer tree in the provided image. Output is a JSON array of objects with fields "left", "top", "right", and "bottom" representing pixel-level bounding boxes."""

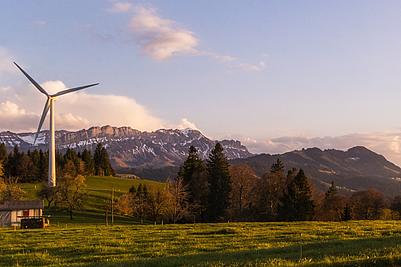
[
  {"left": 81, "top": 148, "right": 95, "bottom": 176},
  {"left": 177, "top": 146, "right": 206, "bottom": 205},
  {"left": 38, "top": 150, "right": 48, "bottom": 181},
  {"left": 8, "top": 145, "right": 22, "bottom": 177},
  {"left": 0, "top": 143, "right": 8, "bottom": 177},
  {"left": 94, "top": 143, "right": 115, "bottom": 176},
  {"left": 341, "top": 204, "right": 352, "bottom": 221},
  {"left": 278, "top": 169, "right": 314, "bottom": 221},
  {"left": 64, "top": 148, "right": 81, "bottom": 177},
  {"left": 325, "top": 181, "right": 339, "bottom": 199},
  {"left": 270, "top": 158, "right": 284, "bottom": 173},
  {"left": 101, "top": 147, "right": 115, "bottom": 176},
  {"left": 206, "top": 143, "right": 231, "bottom": 222}
]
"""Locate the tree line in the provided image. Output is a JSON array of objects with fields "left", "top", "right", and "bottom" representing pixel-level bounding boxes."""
[
  {"left": 0, "top": 142, "right": 114, "bottom": 217},
  {"left": 114, "top": 144, "right": 401, "bottom": 224},
  {"left": 2, "top": 141, "right": 401, "bottom": 223},
  {"left": 0, "top": 142, "right": 115, "bottom": 184}
]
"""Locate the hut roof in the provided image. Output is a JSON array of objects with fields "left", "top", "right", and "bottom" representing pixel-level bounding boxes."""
[{"left": 0, "top": 200, "right": 44, "bottom": 210}]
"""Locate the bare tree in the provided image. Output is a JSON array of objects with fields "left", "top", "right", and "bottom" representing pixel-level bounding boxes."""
[
  {"left": 132, "top": 184, "right": 149, "bottom": 224},
  {"left": 229, "top": 164, "right": 257, "bottom": 221},
  {"left": 165, "top": 177, "right": 191, "bottom": 223},
  {"left": 37, "top": 182, "right": 56, "bottom": 208},
  {"left": 146, "top": 185, "right": 169, "bottom": 225},
  {"left": 350, "top": 189, "right": 386, "bottom": 220}
]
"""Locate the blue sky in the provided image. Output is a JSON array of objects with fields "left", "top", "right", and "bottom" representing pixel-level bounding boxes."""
[{"left": 2, "top": 1, "right": 401, "bottom": 166}]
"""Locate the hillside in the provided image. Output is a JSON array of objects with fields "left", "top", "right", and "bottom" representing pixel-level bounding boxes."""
[{"left": 230, "top": 146, "right": 401, "bottom": 196}]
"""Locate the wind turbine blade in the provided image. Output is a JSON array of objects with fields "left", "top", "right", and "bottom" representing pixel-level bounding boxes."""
[
  {"left": 14, "top": 62, "right": 49, "bottom": 96},
  {"left": 52, "top": 83, "right": 99, "bottom": 97},
  {"left": 34, "top": 98, "right": 51, "bottom": 144}
]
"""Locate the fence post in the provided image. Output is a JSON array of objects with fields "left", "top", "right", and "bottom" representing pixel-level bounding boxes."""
[
  {"left": 300, "top": 233, "right": 303, "bottom": 267},
  {"left": 112, "top": 188, "right": 114, "bottom": 227}
]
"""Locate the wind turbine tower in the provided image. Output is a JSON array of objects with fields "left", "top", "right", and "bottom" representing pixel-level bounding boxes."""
[{"left": 14, "top": 62, "right": 98, "bottom": 187}]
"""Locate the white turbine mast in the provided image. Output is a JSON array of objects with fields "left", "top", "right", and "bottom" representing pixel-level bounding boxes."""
[{"left": 14, "top": 62, "right": 99, "bottom": 187}]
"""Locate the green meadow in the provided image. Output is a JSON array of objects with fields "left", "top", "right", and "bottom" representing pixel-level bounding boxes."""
[{"left": 1, "top": 177, "right": 400, "bottom": 267}]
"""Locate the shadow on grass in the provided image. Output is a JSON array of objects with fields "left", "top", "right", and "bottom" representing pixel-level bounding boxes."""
[
  {"left": 44, "top": 208, "right": 143, "bottom": 226},
  {"left": 81, "top": 236, "right": 401, "bottom": 267}
]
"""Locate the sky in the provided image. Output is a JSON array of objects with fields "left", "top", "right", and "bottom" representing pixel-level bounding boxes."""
[{"left": 2, "top": 1, "right": 401, "bottom": 166}]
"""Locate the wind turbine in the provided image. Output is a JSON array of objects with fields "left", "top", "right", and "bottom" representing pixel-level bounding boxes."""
[{"left": 14, "top": 62, "right": 98, "bottom": 187}]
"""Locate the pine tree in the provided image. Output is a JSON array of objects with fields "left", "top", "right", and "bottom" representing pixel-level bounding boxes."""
[
  {"left": 325, "top": 181, "right": 339, "bottom": 199},
  {"left": 38, "top": 150, "right": 48, "bottom": 181},
  {"left": 206, "top": 143, "right": 231, "bottom": 222},
  {"left": 278, "top": 169, "right": 315, "bottom": 221},
  {"left": 341, "top": 204, "right": 352, "bottom": 221},
  {"left": 270, "top": 158, "right": 284, "bottom": 173},
  {"left": 0, "top": 143, "right": 8, "bottom": 177},
  {"left": 94, "top": 143, "right": 103, "bottom": 176},
  {"left": 94, "top": 143, "right": 115, "bottom": 176},
  {"left": 8, "top": 145, "right": 22, "bottom": 177},
  {"left": 81, "top": 149, "right": 95, "bottom": 176},
  {"left": 101, "top": 147, "right": 115, "bottom": 176},
  {"left": 177, "top": 146, "right": 206, "bottom": 204},
  {"left": 63, "top": 148, "right": 81, "bottom": 177}
]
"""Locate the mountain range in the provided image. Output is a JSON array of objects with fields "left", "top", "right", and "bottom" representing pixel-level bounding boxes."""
[
  {"left": 1, "top": 126, "right": 401, "bottom": 196},
  {"left": 0, "top": 125, "right": 252, "bottom": 168}
]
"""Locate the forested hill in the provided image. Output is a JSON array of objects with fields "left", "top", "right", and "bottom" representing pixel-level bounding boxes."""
[{"left": 230, "top": 146, "right": 401, "bottom": 197}]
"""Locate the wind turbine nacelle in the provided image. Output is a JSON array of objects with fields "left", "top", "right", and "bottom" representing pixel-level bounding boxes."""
[{"left": 50, "top": 96, "right": 59, "bottom": 101}]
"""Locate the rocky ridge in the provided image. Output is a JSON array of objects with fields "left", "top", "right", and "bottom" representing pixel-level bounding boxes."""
[{"left": 0, "top": 125, "right": 253, "bottom": 168}]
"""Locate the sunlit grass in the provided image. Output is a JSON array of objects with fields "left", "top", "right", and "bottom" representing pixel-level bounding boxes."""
[
  {"left": 1, "top": 221, "right": 401, "bottom": 266},
  {"left": 8, "top": 178, "right": 401, "bottom": 266}
]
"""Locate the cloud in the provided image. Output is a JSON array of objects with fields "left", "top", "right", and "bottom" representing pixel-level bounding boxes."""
[
  {"left": 237, "top": 63, "right": 261, "bottom": 71},
  {"left": 227, "top": 61, "right": 267, "bottom": 74},
  {"left": 33, "top": 21, "right": 48, "bottom": 26},
  {"left": 55, "top": 113, "right": 90, "bottom": 129},
  {"left": 0, "top": 86, "right": 12, "bottom": 92},
  {"left": 0, "top": 80, "right": 199, "bottom": 134},
  {"left": 242, "top": 132, "right": 401, "bottom": 167},
  {"left": 172, "top": 118, "right": 199, "bottom": 131},
  {"left": 212, "top": 54, "right": 237, "bottom": 62},
  {"left": 106, "top": 2, "right": 134, "bottom": 13},
  {"left": 126, "top": 5, "right": 199, "bottom": 61},
  {"left": 0, "top": 47, "right": 17, "bottom": 75},
  {"left": 0, "top": 101, "right": 38, "bottom": 132},
  {"left": 102, "top": 3, "right": 264, "bottom": 71}
]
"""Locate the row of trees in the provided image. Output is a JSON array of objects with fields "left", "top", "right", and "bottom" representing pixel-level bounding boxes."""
[
  {"left": 0, "top": 143, "right": 114, "bottom": 219},
  {"left": 0, "top": 143, "right": 115, "bottom": 183},
  {"left": 113, "top": 145, "right": 401, "bottom": 224},
  {"left": 2, "top": 141, "right": 401, "bottom": 223}
]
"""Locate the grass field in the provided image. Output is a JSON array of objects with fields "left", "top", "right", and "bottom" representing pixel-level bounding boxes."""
[
  {"left": 1, "top": 221, "right": 401, "bottom": 266},
  {"left": 1, "top": 177, "right": 400, "bottom": 266}
]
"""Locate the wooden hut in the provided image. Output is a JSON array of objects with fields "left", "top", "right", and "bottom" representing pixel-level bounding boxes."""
[{"left": 0, "top": 200, "right": 44, "bottom": 227}]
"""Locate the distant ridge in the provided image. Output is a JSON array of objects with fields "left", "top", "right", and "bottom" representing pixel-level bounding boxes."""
[{"left": 230, "top": 146, "right": 401, "bottom": 197}]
